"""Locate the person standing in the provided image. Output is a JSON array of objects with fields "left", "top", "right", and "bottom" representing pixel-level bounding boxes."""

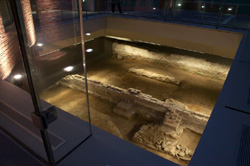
[{"left": 112, "top": 0, "right": 122, "bottom": 14}]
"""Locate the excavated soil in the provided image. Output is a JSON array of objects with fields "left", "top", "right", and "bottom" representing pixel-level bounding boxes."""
[
  {"left": 41, "top": 85, "right": 189, "bottom": 166},
  {"left": 40, "top": 57, "right": 227, "bottom": 166},
  {"left": 87, "top": 58, "right": 225, "bottom": 115}
]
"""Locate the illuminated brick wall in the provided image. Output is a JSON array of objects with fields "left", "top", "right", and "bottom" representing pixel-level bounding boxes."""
[
  {"left": 0, "top": 13, "right": 21, "bottom": 80},
  {"left": 0, "top": 0, "right": 76, "bottom": 79},
  {"left": 0, "top": 0, "right": 35, "bottom": 80},
  {"left": 21, "top": 0, "right": 36, "bottom": 46},
  {"left": 35, "top": 0, "right": 77, "bottom": 44}
]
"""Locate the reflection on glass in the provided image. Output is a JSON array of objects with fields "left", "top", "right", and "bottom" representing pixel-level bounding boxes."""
[
  {"left": 0, "top": 0, "right": 245, "bottom": 165},
  {"left": 0, "top": 0, "right": 92, "bottom": 165},
  {"left": 0, "top": 0, "right": 50, "bottom": 162}
]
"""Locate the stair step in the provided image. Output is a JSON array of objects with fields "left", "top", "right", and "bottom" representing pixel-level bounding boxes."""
[
  {"left": 116, "top": 101, "right": 134, "bottom": 112},
  {"left": 113, "top": 107, "right": 135, "bottom": 120}
]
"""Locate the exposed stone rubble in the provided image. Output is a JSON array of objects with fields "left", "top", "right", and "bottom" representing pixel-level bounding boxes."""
[
  {"left": 170, "top": 144, "right": 193, "bottom": 161},
  {"left": 133, "top": 122, "right": 193, "bottom": 161},
  {"left": 129, "top": 68, "right": 181, "bottom": 85},
  {"left": 165, "top": 99, "right": 208, "bottom": 134},
  {"left": 59, "top": 74, "right": 209, "bottom": 134},
  {"left": 128, "top": 88, "right": 141, "bottom": 95},
  {"left": 60, "top": 74, "right": 201, "bottom": 161},
  {"left": 133, "top": 124, "right": 177, "bottom": 152},
  {"left": 113, "top": 43, "right": 230, "bottom": 80}
]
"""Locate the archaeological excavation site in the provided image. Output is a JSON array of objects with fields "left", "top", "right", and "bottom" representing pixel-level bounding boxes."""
[
  {"left": 2, "top": 0, "right": 248, "bottom": 165},
  {"left": 39, "top": 37, "right": 232, "bottom": 166}
]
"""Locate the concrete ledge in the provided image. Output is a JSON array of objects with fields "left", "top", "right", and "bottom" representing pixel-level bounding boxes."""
[
  {"left": 105, "top": 17, "right": 242, "bottom": 59},
  {"left": 40, "top": 16, "right": 242, "bottom": 59}
]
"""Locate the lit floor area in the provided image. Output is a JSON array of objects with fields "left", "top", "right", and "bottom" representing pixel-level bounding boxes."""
[
  {"left": 86, "top": 58, "right": 225, "bottom": 115},
  {"left": 41, "top": 85, "right": 199, "bottom": 166},
  {"left": 40, "top": 45, "right": 231, "bottom": 165}
]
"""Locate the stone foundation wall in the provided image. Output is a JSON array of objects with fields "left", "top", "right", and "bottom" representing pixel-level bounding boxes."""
[
  {"left": 0, "top": 13, "right": 21, "bottom": 80},
  {"left": 113, "top": 43, "right": 230, "bottom": 80},
  {"left": 59, "top": 74, "right": 209, "bottom": 134}
]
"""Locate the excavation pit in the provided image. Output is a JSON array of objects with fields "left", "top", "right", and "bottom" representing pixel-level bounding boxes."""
[{"left": 40, "top": 37, "right": 232, "bottom": 165}]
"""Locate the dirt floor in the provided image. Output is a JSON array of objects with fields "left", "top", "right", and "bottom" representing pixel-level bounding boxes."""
[
  {"left": 41, "top": 85, "right": 195, "bottom": 166},
  {"left": 40, "top": 57, "right": 226, "bottom": 166},
  {"left": 87, "top": 58, "right": 225, "bottom": 116}
]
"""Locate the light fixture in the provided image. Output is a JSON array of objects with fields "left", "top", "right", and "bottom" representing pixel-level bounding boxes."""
[
  {"left": 202, "top": 5, "right": 205, "bottom": 9},
  {"left": 86, "top": 33, "right": 91, "bottom": 36},
  {"left": 86, "top": 48, "right": 93, "bottom": 53},
  {"left": 64, "top": 66, "right": 74, "bottom": 72},
  {"left": 228, "top": 7, "right": 232, "bottom": 11},
  {"left": 177, "top": 3, "right": 182, "bottom": 7},
  {"left": 37, "top": 43, "right": 43, "bottom": 47},
  {"left": 13, "top": 74, "right": 22, "bottom": 80},
  {"left": 153, "top": 7, "right": 156, "bottom": 10}
]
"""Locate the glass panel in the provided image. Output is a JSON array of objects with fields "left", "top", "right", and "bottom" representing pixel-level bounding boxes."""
[
  {"left": 168, "top": 1, "right": 204, "bottom": 24},
  {"left": 232, "top": 4, "right": 250, "bottom": 29},
  {"left": 123, "top": 0, "right": 160, "bottom": 18},
  {"left": 98, "top": 0, "right": 109, "bottom": 14},
  {"left": 200, "top": 1, "right": 220, "bottom": 26},
  {"left": 82, "top": 0, "right": 104, "bottom": 17},
  {"left": 0, "top": 0, "right": 48, "bottom": 163},
  {"left": 12, "top": 0, "right": 91, "bottom": 164},
  {"left": 219, "top": 3, "right": 237, "bottom": 28}
]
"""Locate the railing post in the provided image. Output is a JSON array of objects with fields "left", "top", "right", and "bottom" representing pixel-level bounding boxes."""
[
  {"left": 216, "top": 0, "right": 224, "bottom": 29},
  {"left": 173, "top": 0, "right": 176, "bottom": 19},
  {"left": 233, "top": 4, "right": 239, "bottom": 28},
  {"left": 85, "top": 0, "right": 88, "bottom": 19},
  {"left": 201, "top": 1, "right": 204, "bottom": 24}
]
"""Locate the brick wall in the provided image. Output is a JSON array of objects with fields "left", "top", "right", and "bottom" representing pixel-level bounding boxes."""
[
  {"left": 0, "top": 0, "right": 77, "bottom": 79},
  {"left": 35, "top": 0, "right": 77, "bottom": 44},
  {"left": 0, "top": 13, "right": 21, "bottom": 80},
  {"left": 21, "top": 0, "right": 36, "bottom": 46}
]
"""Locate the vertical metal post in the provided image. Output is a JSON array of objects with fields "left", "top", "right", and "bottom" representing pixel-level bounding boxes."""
[
  {"left": 8, "top": 0, "right": 55, "bottom": 165},
  {"left": 164, "top": 0, "right": 170, "bottom": 22},
  {"left": 99, "top": 0, "right": 101, "bottom": 14},
  {"left": 85, "top": 0, "right": 88, "bottom": 19},
  {"left": 216, "top": 0, "right": 224, "bottom": 29},
  {"left": 107, "top": 0, "right": 110, "bottom": 14},
  {"left": 201, "top": 1, "right": 204, "bottom": 24},
  {"left": 173, "top": 0, "right": 176, "bottom": 19},
  {"left": 98, "top": 0, "right": 102, "bottom": 13},
  {"left": 164, "top": 0, "right": 167, "bottom": 22},
  {"left": 61, "top": 9, "right": 64, "bottom": 20},
  {"left": 126, "top": 0, "right": 129, "bottom": 14},
  {"left": 78, "top": 0, "right": 92, "bottom": 136},
  {"left": 233, "top": 4, "right": 239, "bottom": 27}
]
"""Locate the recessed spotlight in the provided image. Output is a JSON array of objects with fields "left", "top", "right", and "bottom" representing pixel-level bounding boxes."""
[
  {"left": 177, "top": 3, "right": 181, "bottom": 7},
  {"left": 153, "top": 7, "right": 156, "bottom": 10},
  {"left": 37, "top": 43, "right": 43, "bottom": 47},
  {"left": 202, "top": 5, "right": 205, "bottom": 9},
  {"left": 64, "top": 66, "right": 74, "bottom": 72},
  {"left": 86, "top": 33, "right": 91, "bottom": 36},
  {"left": 86, "top": 48, "right": 93, "bottom": 53},
  {"left": 228, "top": 8, "right": 232, "bottom": 11},
  {"left": 14, "top": 74, "right": 22, "bottom": 80}
]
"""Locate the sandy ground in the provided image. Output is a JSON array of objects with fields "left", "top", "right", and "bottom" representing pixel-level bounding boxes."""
[
  {"left": 41, "top": 85, "right": 193, "bottom": 166},
  {"left": 40, "top": 57, "right": 225, "bottom": 165},
  {"left": 87, "top": 58, "right": 225, "bottom": 115}
]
